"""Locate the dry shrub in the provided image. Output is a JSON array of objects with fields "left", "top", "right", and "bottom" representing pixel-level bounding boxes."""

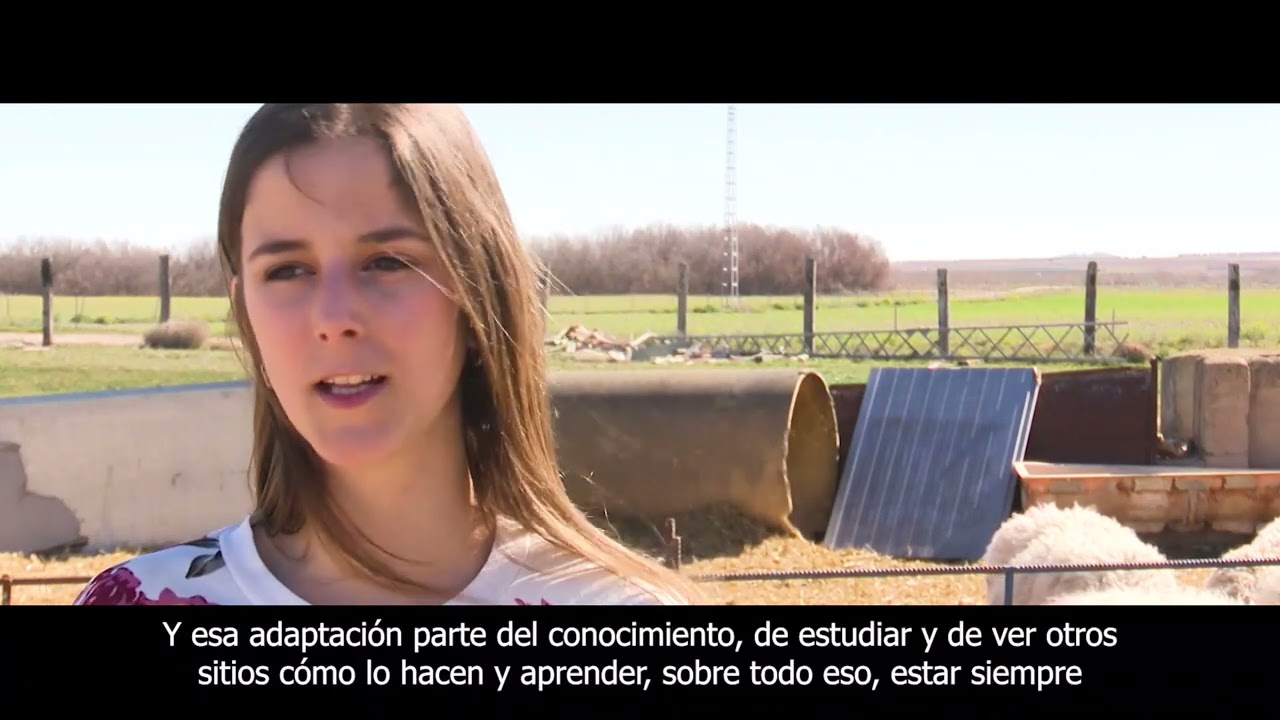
[
  {"left": 1118, "top": 340, "right": 1151, "bottom": 362},
  {"left": 143, "top": 320, "right": 210, "bottom": 349}
]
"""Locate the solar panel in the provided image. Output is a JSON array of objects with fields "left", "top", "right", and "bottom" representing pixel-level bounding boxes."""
[{"left": 824, "top": 366, "right": 1041, "bottom": 560}]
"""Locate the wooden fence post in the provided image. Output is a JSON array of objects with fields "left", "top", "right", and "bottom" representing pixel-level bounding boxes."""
[
  {"left": 936, "top": 268, "right": 949, "bottom": 358},
  {"left": 1084, "top": 261, "right": 1098, "bottom": 356},
  {"left": 158, "top": 254, "right": 171, "bottom": 323},
  {"left": 676, "top": 262, "right": 688, "bottom": 336},
  {"left": 1228, "top": 263, "right": 1240, "bottom": 348},
  {"left": 41, "top": 258, "right": 53, "bottom": 347},
  {"left": 803, "top": 257, "right": 816, "bottom": 355}
]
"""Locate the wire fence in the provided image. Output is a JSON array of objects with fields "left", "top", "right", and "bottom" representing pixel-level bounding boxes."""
[
  {"left": 656, "top": 518, "right": 1280, "bottom": 605},
  {"left": 684, "top": 557, "right": 1280, "bottom": 605}
]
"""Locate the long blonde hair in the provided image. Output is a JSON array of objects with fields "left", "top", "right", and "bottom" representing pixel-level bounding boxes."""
[{"left": 216, "top": 103, "right": 700, "bottom": 603}]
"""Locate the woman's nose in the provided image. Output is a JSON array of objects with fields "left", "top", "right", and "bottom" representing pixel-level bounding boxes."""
[{"left": 311, "top": 270, "right": 366, "bottom": 342}]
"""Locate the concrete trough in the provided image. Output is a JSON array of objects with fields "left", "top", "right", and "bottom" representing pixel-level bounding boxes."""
[{"left": 1015, "top": 460, "right": 1280, "bottom": 535}]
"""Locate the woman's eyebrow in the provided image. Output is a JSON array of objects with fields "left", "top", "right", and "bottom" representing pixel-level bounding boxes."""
[
  {"left": 358, "top": 226, "right": 428, "bottom": 246},
  {"left": 246, "top": 226, "right": 428, "bottom": 263},
  {"left": 246, "top": 238, "right": 306, "bottom": 262}
]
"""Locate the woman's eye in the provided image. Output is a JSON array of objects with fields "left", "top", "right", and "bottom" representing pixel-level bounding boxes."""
[
  {"left": 367, "top": 255, "right": 410, "bottom": 272},
  {"left": 261, "top": 256, "right": 412, "bottom": 282},
  {"left": 265, "top": 264, "right": 307, "bottom": 281}
]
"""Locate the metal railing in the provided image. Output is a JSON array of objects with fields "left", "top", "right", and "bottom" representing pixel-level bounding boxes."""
[
  {"left": 656, "top": 519, "right": 1280, "bottom": 605},
  {"left": 643, "top": 320, "right": 1133, "bottom": 364},
  {"left": 5, "top": 518, "right": 1280, "bottom": 606},
  {"left": 1, "top": 574, "right": 91, "bottom": 606},
  {"left": 7, "top": 554, "right": 1280, "bottom": 606},
  {"left": 683, "top": 557, "right": 1280, "bottom": 605}
]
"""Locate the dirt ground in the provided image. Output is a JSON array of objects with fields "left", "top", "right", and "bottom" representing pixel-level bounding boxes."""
[{"left": 0, "top": 507, "right": 1213, "bottom": 606}]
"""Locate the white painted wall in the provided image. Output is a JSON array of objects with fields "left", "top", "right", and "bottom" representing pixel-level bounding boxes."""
[{"left": 0, "top": 381, "right": 256, "bottom": 553}]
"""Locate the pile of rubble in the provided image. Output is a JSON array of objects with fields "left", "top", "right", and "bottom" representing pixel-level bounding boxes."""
[
  {"left": 653, "top": 344, "right": 811, "bottom": 365},
  {"left": 545, "top": 324, "right": 810, "bottom": 365},
  {"left": 545, "top": 325, "right": 654, "bottom": 363}
]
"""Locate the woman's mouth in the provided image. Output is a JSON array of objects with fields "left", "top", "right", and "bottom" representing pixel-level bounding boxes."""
[{"left": 315, "top": 374, "right": 388, "bottom": 407}]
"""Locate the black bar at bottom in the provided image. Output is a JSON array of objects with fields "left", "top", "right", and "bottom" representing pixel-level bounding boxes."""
[{"left": 4, "top": 605, "right": 1271, "bottom": 710}]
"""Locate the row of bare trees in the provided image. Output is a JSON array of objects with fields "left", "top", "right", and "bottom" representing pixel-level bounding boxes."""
[
  {"left": 532, "top": 223, "right": 889, "bottom": 295},
  {"left": 0, "top": 223, "right": 891, "bottom": 297},
  {"left": 0, "top": 238, "right": 226, "bottom": 296}
]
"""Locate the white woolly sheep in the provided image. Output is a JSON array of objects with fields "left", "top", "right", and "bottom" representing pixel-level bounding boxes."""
[
  {"left": 1043, "top": 585, "right": 1243, "bottom": 605},
  {"left": 992, "top": 513, "right": 1180, "bottom": 605},
  {"left": 982, "top": 503, "right": 1123, "bottom": 566},
  {"left": 981, "top": 503, "right": 1171, "bottom": 605},
  {"left": 1244, "top": 566, "right": 1280, "bottom": 605},
  {"left": 1203, "top": 517, "right": 1280, "bottom": 603}
]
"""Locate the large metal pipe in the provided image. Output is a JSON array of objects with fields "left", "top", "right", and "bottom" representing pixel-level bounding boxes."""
[{"left": 548, "top": 368, "right": 840, "bottom": 538}]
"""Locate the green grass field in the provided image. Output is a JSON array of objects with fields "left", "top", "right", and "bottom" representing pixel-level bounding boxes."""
[
  {"left": 1, "top": 286, "right": 1272, "bottom": 398},
  {"left": 536, "top": 288, "right": 1274, "bottom": 355},
  {"left": 1, "top": 344, "right": 1105, "bottom": 399},
  {"left": 4, "top": 286, "right": 1273, "bottom": 345},
  {"left": 3, "top": 345, "right": 248, "bottom": 397}
]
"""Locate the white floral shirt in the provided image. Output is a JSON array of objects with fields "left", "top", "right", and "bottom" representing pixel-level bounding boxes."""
[{"left": 73, "top": 515, "right": 684, "bottom": 606}]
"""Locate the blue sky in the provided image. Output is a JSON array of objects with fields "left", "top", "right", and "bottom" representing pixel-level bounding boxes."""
[{"left": 0, "top": 103, "right": 1275, "bottom": 262}]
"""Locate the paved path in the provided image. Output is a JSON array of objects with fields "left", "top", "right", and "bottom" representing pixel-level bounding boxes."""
[
  {"left": 0, "top": 331, "right": 142, "bottom": 347},
  {"left": 0, "top": 331, "right": 242, "bottom": 350}
]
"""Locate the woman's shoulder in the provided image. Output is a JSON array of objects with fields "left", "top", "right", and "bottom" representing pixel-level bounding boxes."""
[
  {"left": 479, "top": 518, "right": 691, "bottom": 606},
  {"left": 72, "top": 523, "right": 243, "bottom": 606}
]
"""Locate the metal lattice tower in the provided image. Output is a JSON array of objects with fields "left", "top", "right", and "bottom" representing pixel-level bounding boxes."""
[{"left": 722, "top": 105, "right": 739, "bottom": 308}]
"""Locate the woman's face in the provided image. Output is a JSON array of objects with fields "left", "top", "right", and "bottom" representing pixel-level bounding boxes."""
[{"left": 237, "top": 136, "right": 469, "bottom": 470}]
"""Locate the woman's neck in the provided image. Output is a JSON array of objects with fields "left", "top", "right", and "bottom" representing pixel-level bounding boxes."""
[{"left": 259, "top": 418, "right": 495, "bottom": 604}]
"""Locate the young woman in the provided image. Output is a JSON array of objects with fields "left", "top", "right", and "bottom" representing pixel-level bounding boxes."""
[{"left": 74, "top": 103, "right": 698, "bottom": 606}]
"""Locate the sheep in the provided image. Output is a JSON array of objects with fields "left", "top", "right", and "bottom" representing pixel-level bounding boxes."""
[
  {"left": 1245, "top": 566, "right": 1280, "bottom": 605},
  {"left": 981, "top": 502, "right": 1149, "bottom": 567},
  {"left": 981, "top": 502, "right": 1172, "bottom": 605},
  {"left": 1043, "top": 585, "right": 1243, "bottom": 605},
  {"left": 1203, "top": 517, "right": 1280, "bottom": 603},
  {"left": 993, "top": 512, "right": 1181, "bottom": 605}
]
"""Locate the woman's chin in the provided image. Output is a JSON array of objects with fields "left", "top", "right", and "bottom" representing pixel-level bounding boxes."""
[{"left": 306, "top": 428, "right": 403, "bottom": 469}]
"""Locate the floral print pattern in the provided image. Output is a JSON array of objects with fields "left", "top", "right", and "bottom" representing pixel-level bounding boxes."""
[
  {"left": 75, "top": 566, "right": 213, "bottom": 606},
  {"left": 185, "top": 549, "right": 225, "bottom": 580}
]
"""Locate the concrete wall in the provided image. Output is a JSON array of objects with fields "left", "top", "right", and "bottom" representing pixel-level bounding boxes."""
[
  {"left": 1160, "top": 349, "right": 1280, "bottom": 469},
  {"left": 0, "top": 382, "right": 255, "bottom": 554}
]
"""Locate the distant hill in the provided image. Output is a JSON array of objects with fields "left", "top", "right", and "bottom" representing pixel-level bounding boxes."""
[{"left": 887, "top": 252, "right": 1280, "bottom": 291}]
